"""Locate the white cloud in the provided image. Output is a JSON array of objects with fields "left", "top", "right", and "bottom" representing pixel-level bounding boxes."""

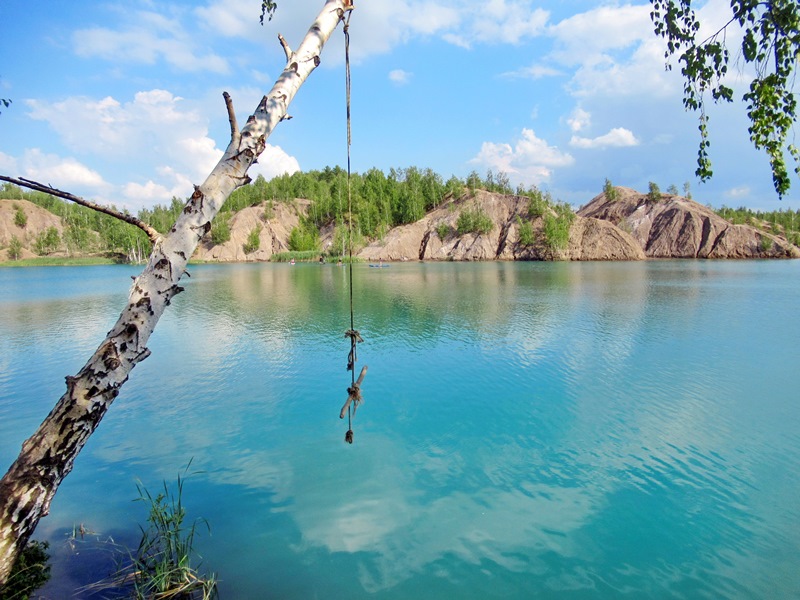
[
  {"left": 20, "top": 149, "right": 109, "bottom": 190},
  {"left": 502, "top": 64, "right": 562, "bottom": 79},
  {"left": 195, "top": 0, "right": 459, "bottom": 63},
  {"left": 568, "top": 38, "right": 676, "bottom": 99},
  {"left": 567, "top": 108, "right": 591, "bottom": 133},
  {"left": 471, "top": 128, "right": 573, "bottom": 186},
  {"left": 570, "top": 127, "right": 639, "bottom": 149},
  {"left": 388, "top": 69, "right": 413, "bottom": 85},
  {"left": 465, "top": 1, "right": 549, "bottom": 46},
  {"left": 548, "top": 5, "right": 651, "bottom": 63},
  {"left": 249, "top": 144, "right": 301, "bottom": 182},
  {"left": 73, "top": 9, "right": 229, "bottom": 74},
  {"left": 539, "top": 4, "right": 676, "bottom": 99},
  {"left": 0, "top": 151, "right": 18, "bottom": 174},
  {"left": 27, "top": 90, "right": 222, "bottom": 184},
  {"left": 725, "top": 185, "right": 751, "bottom": 199},
  {"left": 196, "top": 0, "right": 549, "bottom": 61}
]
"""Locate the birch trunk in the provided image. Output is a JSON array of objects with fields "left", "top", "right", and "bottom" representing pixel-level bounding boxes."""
[{"left": 0, "top": 0, "right": 351, "bottom": 584}]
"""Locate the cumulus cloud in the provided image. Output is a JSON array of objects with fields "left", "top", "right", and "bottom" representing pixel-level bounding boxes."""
[
  {"left": 27, "top": 90, "right": 223, "bottom": 185},
  {"left": 507, "top": 4, "right": 675, "bottom": 99},
  {"left": 471, "top": 128, "right": 573, "bottom": 186},
  {"left": 389, "top": 69, "right": 413, "bottom": 85},
  {"left": 461, "top": 1, "right": 549, "bottom": 46},
  {"left": 548, "top": 4, "right": 652, "bottom": 64},
  {"left": 22, "top": 88, "right": 302, "bottom": 208},
  {"left": 501, "top": 64, "right": 562, "bottom": 79},
  {"left": 196, "top": 0, "right": 458, "bottom": 63},
  {"left": 0, "top": 151, "right": 18, "bottom": 174},
  {"left": 73, "top": 9, "right": 229, "bottom": 73},
  {"left": 570, "top": 127, "right": 639, "bottom": 149},
  {"left": 725, "top": 185, "right": 751, "bottom": 199},
  {"left": 195, "top": 0, "right": 549, "bottom": 61},
  {"left": 567, "top": 108, "right": 591, "bottom": 133},
  {"left": 249, "top": 144, "right": 301, "bottom": 182},
  {"left": 20, "top": 149, "right": 109, "bottom": 190}
]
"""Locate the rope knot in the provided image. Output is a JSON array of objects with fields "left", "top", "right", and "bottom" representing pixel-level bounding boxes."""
[
  {"left": 340, "top": 365, "right": 368, "bottom": 420},
  {"left": 344, "top": 329, "right": 363, "bottom": 343}
]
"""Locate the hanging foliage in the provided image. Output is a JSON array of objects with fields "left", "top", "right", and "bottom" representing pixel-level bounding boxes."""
[{"left": 650, "top": 0, "right": 800, "bottom": 196}]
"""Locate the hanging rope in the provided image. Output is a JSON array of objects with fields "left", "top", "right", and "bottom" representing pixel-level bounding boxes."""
[{"left": 340, "top": 7, "right": 366, "bottom": 444}]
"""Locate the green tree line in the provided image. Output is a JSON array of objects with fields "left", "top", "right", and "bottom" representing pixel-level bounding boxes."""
[
  {"left": 715, "top": 205, "right": 800, "bottom": 245},
  {"left": 6, "top": 168, "right": 797, "bottom": 262}
]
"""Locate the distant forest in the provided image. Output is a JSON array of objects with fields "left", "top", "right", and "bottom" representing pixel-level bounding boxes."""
[{"left": 2, "top": 167, "right": 799, "bottom": 260}]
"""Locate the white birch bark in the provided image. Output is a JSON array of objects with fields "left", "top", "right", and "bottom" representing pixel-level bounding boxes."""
[{"left": 0, "top": 0, "right": 352, "bottom": 583}]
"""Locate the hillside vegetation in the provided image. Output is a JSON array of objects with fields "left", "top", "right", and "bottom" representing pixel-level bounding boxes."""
[{"left": 1, "top": 170, "right": 799, "bottom": 263}]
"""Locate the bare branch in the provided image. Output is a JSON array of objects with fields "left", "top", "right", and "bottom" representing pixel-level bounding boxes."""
[
  {"left": 223, "top": 91, "right": 239, "bottom": 144},
  {"left": 278, "top": 33, "right": 293, "bottom": 61},
  {"left": 0, "top": 175, "right": 161, "bottom": 244}
]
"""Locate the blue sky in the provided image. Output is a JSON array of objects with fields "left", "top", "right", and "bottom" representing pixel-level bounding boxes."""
[{"left": 1, "top": 0, "right": 797, "bottom": 212}]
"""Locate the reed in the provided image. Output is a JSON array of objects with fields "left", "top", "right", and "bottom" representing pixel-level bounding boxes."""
[{"left": 127, "top": 465, "right": 217, "bottom": 599}]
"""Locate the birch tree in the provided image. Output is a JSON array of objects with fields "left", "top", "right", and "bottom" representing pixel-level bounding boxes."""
[
  {"left": 0, "top": 0, "right": 353, "bottom": 584},
  {"left": 650, "top": 0, "right": 800, "bottom": 196}
]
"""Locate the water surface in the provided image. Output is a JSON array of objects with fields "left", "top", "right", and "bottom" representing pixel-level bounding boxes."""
[{"left": 1, "top": 261, "right": 798, "bottom": 598}]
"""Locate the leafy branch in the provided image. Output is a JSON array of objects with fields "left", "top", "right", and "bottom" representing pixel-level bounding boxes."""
[{"left": 650, "top": 0, "right": 800, "bottom": 196}]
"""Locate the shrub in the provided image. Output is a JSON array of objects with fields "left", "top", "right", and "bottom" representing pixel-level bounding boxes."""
[
  {"left": 262, "top": 201, "right": 274, "bottom": 222},
  {"left": 647, "top": 182, "right": 662, "bottom": 203},
  {"left": 7, "top": 236, "right": 23, "bottom": 260},
  {"left": 667, "top": 183, "right": 679, "bottom": 195},
  {"left": 760, "top": 235, "right": 773, "bottom": 252},
  {"left": 0, "top": 540, "right": 51, "bottom": 598},
  {"left": 516, "top": 216, "right": 535, "bottom": 246},
  {"left": 33, "top": 226, "right": 60, "bottom": 255},
  {"left": 436, "top": 222, "right": 450, "bottom": 240},
  {"left": 543, "top": 203, "right": 575, "bottom": 251},
  {"left": 444, "top": 176, "right": 464, "bottom": 200},
  {"left": 603, "top": 178, "right": 619, "bottom": 201},
  {"left": 527, "top": 187, "right": 551, "bottom": 217},
  {"left": 14, "top": 206, "right": 27, "bottom": 228},
  {"left": 210, "top": 212, "right": 231, "bottom": 245},
  {"left": 243, "top": 225, "right": 262, "bottom": 254},
  {"left": 288, "top": 220, "right": 320, "bottom": 251},
  {"left": 456, "top": 206, "right": 493, "bottom": 235}
]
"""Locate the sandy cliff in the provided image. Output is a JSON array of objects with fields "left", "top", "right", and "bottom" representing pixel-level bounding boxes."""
[
  {"left": 577, "top": 187, "right": 800, "bottom": 259},
  {"left": 3, "top": 188, "right": 797, "bottom": 263},
  {"left": 358, "top": 190, "right": 645, "bottom": 262}
]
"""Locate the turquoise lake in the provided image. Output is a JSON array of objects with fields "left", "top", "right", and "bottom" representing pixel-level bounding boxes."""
[{"left": 1, "top": 260, "right": 799, "bottom": 598}]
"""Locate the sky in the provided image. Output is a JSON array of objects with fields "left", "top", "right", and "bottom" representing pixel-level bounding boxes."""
[{"left": 0, "top": 0, "right": 798, "bottom": 213}]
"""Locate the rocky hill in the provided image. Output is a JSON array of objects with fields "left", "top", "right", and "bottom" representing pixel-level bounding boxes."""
[
  {"left": 577, "top": 187, "right": 800, "bottom": 259},
  {"left": 356, "top": 190, "right": 644, "bottom": 261},
  {"left": 0, "top": 199, "right": 66, "bottom": 261},
  {"left": 192, "top": 200, "right": 308, "bottom": 262},
  {"left": 3, "top": 188, "right": 798, "bottom": 263}
]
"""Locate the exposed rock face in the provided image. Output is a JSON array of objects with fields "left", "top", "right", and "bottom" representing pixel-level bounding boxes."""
[
  {"left": 5, "top": 187, "right": 795, "bottom": 263},
  {"left": 578, "top": 187, "right": 800, "bottom": 259},
  {"left": 566, "top": 217, "right": 647, "bottom": 261},
  {"left": 192, "top": 200, "right": 308, "bottom": 262},
  {"left": 358, "top": 191, "right": 645, "bottom": 262}
]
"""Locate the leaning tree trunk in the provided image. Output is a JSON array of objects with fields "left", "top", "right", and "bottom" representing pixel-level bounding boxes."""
[{"left": 0, "top": 0, "right": 352, "bottom": 584}]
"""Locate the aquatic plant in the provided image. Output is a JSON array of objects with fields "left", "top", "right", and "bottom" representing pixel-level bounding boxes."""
[{"left": 127, "top": 468, "right": 217, "bottom": 599}]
